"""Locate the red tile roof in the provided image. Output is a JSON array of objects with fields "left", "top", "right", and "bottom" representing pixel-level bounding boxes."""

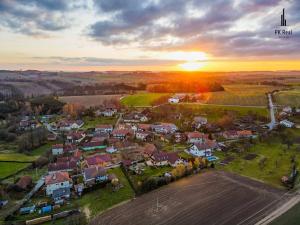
[{"left": 45, "top": 172, "right": 71, "bottom": 185}]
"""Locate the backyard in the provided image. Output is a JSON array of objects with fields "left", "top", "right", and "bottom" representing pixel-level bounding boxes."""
[{"left": 216, "top": 129, "right": 300, "bottom": 188}]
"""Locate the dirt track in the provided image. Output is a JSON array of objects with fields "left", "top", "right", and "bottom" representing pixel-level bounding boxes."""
[{"left": 90, "top": 171, "right": 289, "bottom": 225}]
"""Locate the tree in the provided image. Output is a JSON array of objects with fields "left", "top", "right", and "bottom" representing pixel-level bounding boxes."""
[
  {"left": 63, "top": 103, "right": 85, "bottom": 118},
  {"left": 187, "top": 161, "right": 193, "bottom": 173},
  {"left": 172, "top": 164, "right": 186, "bottom": 178},
  {"left": 280, "top": 130, "right": 294, "bottom": 149},
  {"left": 193, "top": 158, "right": 200, "bottom": 169},
  {"left": 217, "top": 115, "right": 234, "bottom": 129}
]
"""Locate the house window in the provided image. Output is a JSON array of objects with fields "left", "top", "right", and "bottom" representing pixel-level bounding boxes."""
[{"left": 61, "top": 183, "right": 64, "bottom": 186}]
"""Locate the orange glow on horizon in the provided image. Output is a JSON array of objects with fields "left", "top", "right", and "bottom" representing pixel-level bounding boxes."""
[{"left": 178, "top": 61, "right": 205, "bottom": 71}]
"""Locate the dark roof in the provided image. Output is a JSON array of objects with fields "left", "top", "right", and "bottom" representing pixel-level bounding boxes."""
[
  {"left": 86, "top": 154, "right": 111, "bottom": 166},
  {"left": 52, "top": 187, "right": 70, "bottom": 199},
  {"left": 48, "top": 161, "right": 77, "bottom": 172},
  {"left": 84, "top": 166, "right": 107, "bottom": 180},
  {"left": 193, "top": 141, "right": 218, "bottom": 150},
  {"left": 152, "top": 152, "right": 179, "bottom": 164}
]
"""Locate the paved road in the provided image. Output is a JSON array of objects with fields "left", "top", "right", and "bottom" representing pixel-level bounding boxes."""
[
  {"left": 267, "top": 93, "right": 276, "bottom": 130},
  {"left": 90, "top": 171, "right": 288, "bottom": 225}
]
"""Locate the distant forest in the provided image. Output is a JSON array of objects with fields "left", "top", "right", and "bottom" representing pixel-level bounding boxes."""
[{"left": 147, "top": 82, "right": 224, "bottom": 93}]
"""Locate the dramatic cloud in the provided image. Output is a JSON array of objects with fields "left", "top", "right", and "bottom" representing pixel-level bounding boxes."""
[
  {"left": 0, "top": 0, "right": 299, "bottom": 63},
  {"left": 88, "top": 0, "right": 300, "bottom": 58},
  {"left": 0, "top": 0, "right": 79, "bottom": 35}
]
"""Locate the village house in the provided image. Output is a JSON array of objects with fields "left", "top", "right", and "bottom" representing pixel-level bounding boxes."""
[
  {"left": 83, "top": 166, "right": 108, "bottom": 187},
  {"left": 135, "top": 131, "right": 153, "bottom": 141},
  {"left": 52, "top": 144, "right": 64, "bottom": 155},
  {"left": 168, "top": 94, "right": 185, "bottom": 104},
  {"left": 188, "top": 140, "right": 218, "bottom": 157},
  {"left": 185, "top": 131, "right": 209, "bottom": 144},
  {"left": 95, "top": 124, "right": 113, "bottom": 134},
  {"left": 45, "top": 172, "right": 72, "bottom": 197},
  {"left": 48, "top": 161, "right": 77, "bottom": 173},
  {"left": 193, "top": 116, "right": 208, "bottom": 129},
  {"left": 63, "top": 144, "right": 78, "bottom": 154},
  {"left": 143, "top": 143, "right": 157, "bottom": 158},
  {"left": 282, "top": 106, "right": 292, "bottom": 114},
  {"left": 174, "top": 132, "right": 186, "bottom": 143},
  {"left": 151, "top": 123, "right": 178, "bottom": 134},
  {"left": 150, "top": 152, "right": 182, "bottom": 167},
  {"left": 137, "top": 123, "right": 151, "bottom": 131},
  {"left": 66, "top": 131, "right": 86, "bottom": 144},
  {"left": 112, "top": 129, "right": 133, "bottom": 140},
  {"left": 90, "top": 134, "right": 108, "bottom": 143},
  {"left": 47, "top": 134, "right": 57, "bottom": 141},
  {"left": 85, "top": 154, "right": 112, "bottom": 167},
  {"left": 237, "top": 130, "right": 253, "bottom": 138},
  {"left": 123, "top": 112, "right": 149, "bottom": 123},
  {"left": 280, "top": 119, "right": 295, "bottom": 128},
  {"left": 57, "top": 119, "right": 84, "bottom": 131},
  {"left": 95, "top": 106, "right": 117, "bottom": 117},
  {"left": 19, "top": 117, "right": 37, "bottom": 131},
  {"left": 223, "top": 130, "right": 253, "bottom": 139}
]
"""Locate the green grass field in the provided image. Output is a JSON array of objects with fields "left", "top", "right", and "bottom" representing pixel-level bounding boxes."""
[
  {"left": 0, "top": 162, "right": 30, "bottom": 179},
  {"left": 83, "top": 116, "right": 117, "bottom": 129},
  {"left": 121, "top": 93, "right": 170, "bottom": 107},
  {"left": 120, "top": 85, "right": 277, "bottom": 107},
  {"left": 274, "top": 89, "right": 300, "bottom": 107},
  {"left": 0, "top": 143, "right": 50, "bottom": 179},
  {"left": 199, "top": 85, "right": 276, "bottom": 106}
]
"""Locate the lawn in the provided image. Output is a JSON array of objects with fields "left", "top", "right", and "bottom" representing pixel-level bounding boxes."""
[
  {"left": 274, "top": 88, "right": 300, "bottom": 107},
  {"left": 0, "top": 162, "right": 30, "bottom": 179},
  {"left": 216, "top": 134, "right": 300, "bottom": 188},
  {"left": 121, "top": 93, "right": 171, "bottom": 107},
  {"left": 270, "top": 202, "right": 300, "bottom": 225},
  {"left": 83, "top": 116, "right": 117, "bottom": 129},
  {"left": 77, "top": 167, "right": 134, "bottom": 217}
]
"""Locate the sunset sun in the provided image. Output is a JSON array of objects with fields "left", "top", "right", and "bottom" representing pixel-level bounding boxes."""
[{"left": 179, "top": 61, "right": 205, "bottom": 71}]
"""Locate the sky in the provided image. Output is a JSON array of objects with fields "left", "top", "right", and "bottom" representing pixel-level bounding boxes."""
[{"left": 0, "top": 0, "right": 299, "bottom": 72}]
